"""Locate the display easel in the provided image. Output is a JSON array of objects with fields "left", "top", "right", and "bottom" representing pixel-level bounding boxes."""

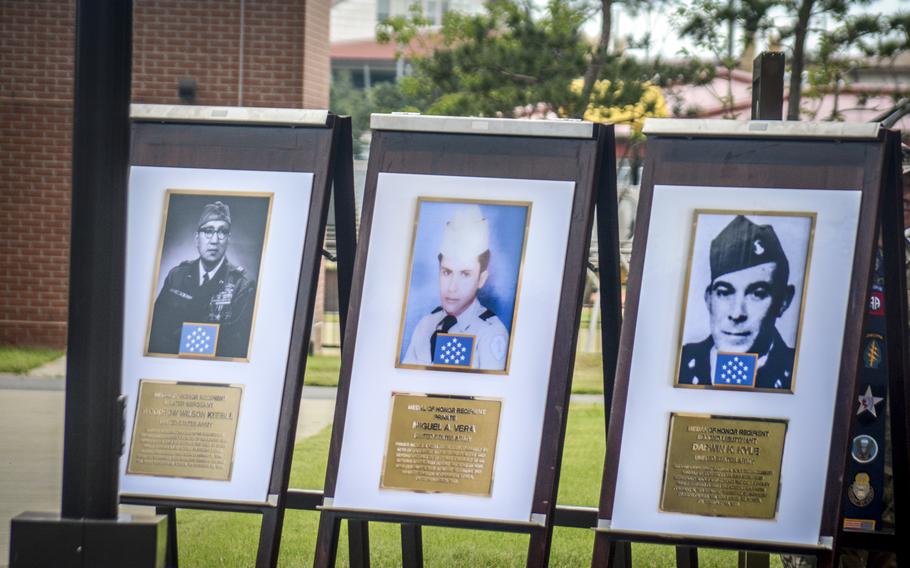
[
  {"left": 590, "top": 118, "right": 907, "bottom": 568},
  {"left": 312, "top": 114, "right": 618, "bottom": 568},
  {"left": 646, "top": 53, "right": 908, "bottom": 568},
  {"left": 119, "top": 106, "right": 356, "bottom": 568}
]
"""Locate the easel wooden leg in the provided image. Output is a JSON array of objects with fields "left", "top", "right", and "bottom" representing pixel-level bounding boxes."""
[
  {"left": 400, "top": 523, "right": 423, "bottom": 568},
  {"left": 526, "top": 525, "right": 555, "bottom": 568},
  {"left": 614, "top": 541, "right": 632, "bottom": 567},
  {"left": 591, "top": 534, "right": 631, "bottom": 568},
  {"left": 155, "top": 506, "right": 179, "bottom": 568},
  {"left": 676, "top": 545, "right": 698, "bottom": 567},
  {"left": 737, "top": 551, "right": 770, "bottom": 568},
  {"left": 313, "top": 512, "right": 341, "bottom": 568},
  {"left": 348, "top": 520, "right": 370, "bottom": 568},
  {"left": 255, "top": 507, "right": 285, "bottom": 568}
]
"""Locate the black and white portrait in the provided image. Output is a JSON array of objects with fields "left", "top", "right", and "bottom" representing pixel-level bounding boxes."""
[
  {"left": 676, "top": 212, "right": 814, "bottom": 392},
  {"left": 146, "top": 190, "right": 272, "bottom": 360}
]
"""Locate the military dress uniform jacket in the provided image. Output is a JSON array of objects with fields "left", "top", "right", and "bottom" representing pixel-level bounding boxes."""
[
  {"left": 678, "top": 328, "right": 795, "bottom": 390},
  {"left": 402, "top": 298, "right": 509, "bottom": 371},
  {"left": 148, "top": 258, "right": 256, "bottom": 358}
]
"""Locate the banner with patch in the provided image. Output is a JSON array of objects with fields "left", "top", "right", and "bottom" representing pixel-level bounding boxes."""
[
  {"left": 867, "top": 291, "right": 884, "bottom": 316},
  {"left": 842, "top": 247, "right": 888, "bottom": 531},
  {"left": 432, "top": 333, "right": 475, "bottom": 368}
]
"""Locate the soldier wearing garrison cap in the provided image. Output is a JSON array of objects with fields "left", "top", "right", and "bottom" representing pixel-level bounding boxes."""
[
  {"left": 403, "top": 205, "right": 510, "bottom": 371},
  {"left": 148, "top": 200, "right": 257, "bottom": 358},
  {"left": 679, "top": 215, "right": 797, "bottom": 389}
]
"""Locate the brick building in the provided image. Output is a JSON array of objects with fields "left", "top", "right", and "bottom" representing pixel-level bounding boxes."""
[{"left": 0, "top": 0, "right": 330, "bottom": 347}]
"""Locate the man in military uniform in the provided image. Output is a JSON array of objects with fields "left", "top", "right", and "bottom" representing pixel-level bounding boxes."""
[
  {"left": 402, "top": 205, "right": 510, "bottom": 371},
  {"left": 148, "top": 201, "right": 256, "bottom": 359},
  {"left": 679, "top": 215, "right": 797, "bottom": 389}
]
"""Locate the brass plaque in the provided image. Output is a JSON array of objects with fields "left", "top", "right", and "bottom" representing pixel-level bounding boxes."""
[
  {"left": 127, "top": 380, "right": 243, "bottom": 481},
  {"left": 380, "top": 393, "right": 502, "bottom": 496},
  {"left": 660, "top": 414, "right": 787, "bottom": 519}
]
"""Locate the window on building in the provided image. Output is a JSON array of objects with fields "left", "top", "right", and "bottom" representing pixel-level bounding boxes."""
[
  {"left": 425, "top": 0, "right": 438, "bottom": 24},
  {"left": 377, "top": 0, "right": 390, "bottom": 22}
]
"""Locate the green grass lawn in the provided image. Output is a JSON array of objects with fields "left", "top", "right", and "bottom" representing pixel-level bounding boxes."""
[
  {"left": 305, "top": 351, "right": 608, "bottom": 395},
  {"left": 303, "top": 353, "right": 346, "bottom": 387},
  {"left": 178, "top": 405, "right": 780, "bottom": 567},
  {"left": 0, "top": 346, "right": 63, "bottom": 374}
]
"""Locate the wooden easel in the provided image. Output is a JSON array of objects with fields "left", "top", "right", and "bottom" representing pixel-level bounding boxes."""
[
  {"left": 590, "top": 54, "right": 907, "bottom": 567},
  {"left": 656, "top": 52, "right": 908, "bottom": 568},
  {"left": 120, "top": 111, "right": 357, "bottom": 568},
  {"left": 312, "top": 115, "right": 618, "bottom": 568}
]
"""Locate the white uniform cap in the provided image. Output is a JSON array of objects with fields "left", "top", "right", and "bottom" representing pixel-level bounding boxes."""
[{"left": 439, "top": 205, "right": 489, "bottom": 263}]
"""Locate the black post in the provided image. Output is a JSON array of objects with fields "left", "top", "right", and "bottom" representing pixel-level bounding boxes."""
[
  {"left": 400, "top": 524, "right": 423, "bottom": 568},
  {"left": 60, "top": 0, "right": 133, "bottom": 521},
  {"left": 737, "top": 551, "right": 771, "bottom": 568},
  {"left": 156, "top": 506, "right": 179, "bottom": 567},
  {"left": 348, "top": 520, "right": 371, "bottom": 568},
  {"left": 333, "top": 116, "right": 357, "bottom": 343},
  {"left": 676, "top": 546, "right": 698, "bottom": 568},
  {"left": 10, "top": 1, "right": 166, "bottom": 566},
  {"left": 745, "top": 50, "right": 785, "bottom": 568},
  {"left": 751, "top": 52, "right": 785, "bottom": 121}
]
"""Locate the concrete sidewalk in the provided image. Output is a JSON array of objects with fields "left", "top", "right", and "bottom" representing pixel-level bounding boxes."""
[{"left": 0, "top": 366, "right": 338, "bottom": 567}]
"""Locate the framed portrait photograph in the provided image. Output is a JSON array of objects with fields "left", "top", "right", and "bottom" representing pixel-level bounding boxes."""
[
  {"left": 121, "top": 165, "right": 314, "bottom": 504},
  {"left": 145, "top": 190, "right": 272, "bottom": 361},
  {"left": 330, "top": 170, "right": 581, "bottom": 523},
  {"left": 315, "top": 116, "right": 613, "bottom": 568},
  {"left": 675, "top": 211, "right": 815, "bottom": 393},
  {"left": 396, "top": 198, "right": 531, "bottom": 374}
]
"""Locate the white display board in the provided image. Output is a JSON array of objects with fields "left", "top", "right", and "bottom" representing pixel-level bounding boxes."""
[
  {"left": 120, "top": 166, "right": 313, "bottom": 504},
  {"left": 331, "top": 172, "right": 575, "bottom": 522},
  {"left": 610, "top": 184, "right": 862, "bottom": 545}
]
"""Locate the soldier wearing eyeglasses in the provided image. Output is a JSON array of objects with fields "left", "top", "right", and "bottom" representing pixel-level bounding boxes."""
[{"left": 148, "top": 201, "right": 256, "bottom": 358}]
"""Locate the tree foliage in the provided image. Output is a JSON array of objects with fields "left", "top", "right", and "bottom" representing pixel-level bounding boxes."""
[
  {"left": 674, "top": 0, "right": 777, "bottom": 116},
  {"left": 377, "top": 0, "right": 711, "bottom": 122},
  {"left": 675, "top": 0, "right": 910, "bottom": 120},
  {"left": 330, "top": 71, "right": 423, "bottom": 156}
]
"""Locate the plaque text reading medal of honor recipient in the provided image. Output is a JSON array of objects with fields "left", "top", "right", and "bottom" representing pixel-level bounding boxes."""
[
  {"left": 381, "top": 394, "right": 502, "bottom": 496},
  {"left": 661, "top": 414, "right": 787, "bottom": 519},
  {"left": 128, "top": 380, "right": 243, "bottom": 481}
]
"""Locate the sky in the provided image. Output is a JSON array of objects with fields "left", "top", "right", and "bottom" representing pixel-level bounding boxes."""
[{"left": 587, "top": 0, "right": 909, "bottom": 60}]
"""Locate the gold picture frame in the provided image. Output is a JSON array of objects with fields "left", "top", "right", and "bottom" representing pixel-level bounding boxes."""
[
  {"left": 394, "top": 196, "right": 532, "bottom": 375},
  {"left": 674, "top": 209, "right": 817, "bottom": 394},
  {"left": 143, "top": 189, "right": 274, "bottom": 363}
]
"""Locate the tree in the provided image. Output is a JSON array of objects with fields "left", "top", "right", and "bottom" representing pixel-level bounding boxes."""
[
  {"left": 676, "top": 0, "right": 775, "bottom": 118},
  {"left": 377, "top": 0, "right": 710, "bottom": 123},
  {"left": 330, "top": 71, "right": 423, "bottom": 156},
  {"left": 776, "top": 0, "right": 885, "bottom": 119},
  {"left": 675, "top": 0, "right": 778, "bottom": 117},
  {"left": 676, "top": 0, "right": 907, "bottom": 121},
  {"left": 802, "top": 13, "right": 885, "bottom": 120}
]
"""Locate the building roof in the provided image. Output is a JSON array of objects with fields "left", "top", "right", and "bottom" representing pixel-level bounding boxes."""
[
  {"left": 331, "top": 39, "right": 399, "bottom": 61},
  {"left": 665, "top": 65, "right": 910, "bottom": 129},
  {"left": 330, "top": 37, "right": 434, "bottom": 62}
]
